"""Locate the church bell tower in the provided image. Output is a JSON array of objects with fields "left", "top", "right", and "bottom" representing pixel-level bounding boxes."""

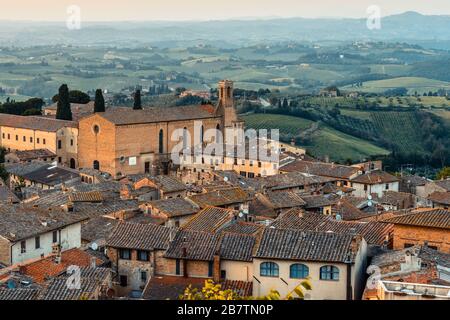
[{"left": 216, "top": 80, "right": 244, "bottom": 145}]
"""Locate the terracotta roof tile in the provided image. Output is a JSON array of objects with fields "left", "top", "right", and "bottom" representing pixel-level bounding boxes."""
[
  {"left": 182, "top": 207, "right": 237, "bottom": 233},
  {"left": 189, "top": 187, "right": 251, "bottom": 208},
  {"left": 106, "top": 222, "right": 175, "bottom": 251},
  {"left": 165, "top": 230, "right": 220, "bottom": 261},
  {"left": 351, "top": 170, "right": 399, "bottom": 185},
  {"left": 255, "top": 228, "right": 361, "bottom": 263},
  {"left": 19, "top": 248, "right": 102, "bottom": 284},
  {"left": 0, "top": 114, "right": 77, "bottom": 131},
  {"left": 280, "top": 160, "right": 358, "bottom": 179},
  {"left": 428, "top": 192, "right": 450, "bottom": 206},
  {"left": 92, "top": 104, "right": 218, "bottom": 126},
  {"left": 383, "top": 209, "right": 450, "bottom": 229}
]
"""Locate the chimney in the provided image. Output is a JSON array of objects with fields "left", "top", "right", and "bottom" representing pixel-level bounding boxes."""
[
  {"left": 213, "top": 254, "right": 221, "bottom": 283},
  {"left": 63, "top": 201, "right": 74, "bottom": 212},
  {"left": 91, "top": 257, "right": 97, "bottom": 269}
]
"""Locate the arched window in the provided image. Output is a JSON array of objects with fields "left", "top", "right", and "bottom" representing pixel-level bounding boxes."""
[
  {"left": 320, "top": 265, "right": 339, "bottom": 281},
  {"left": 182, "top": 127, "right": 188, "bottom": 150},
  {"left": 215, "top": 124, "right": 221, "bottom": 143},
  {"left": 260, "top": 262, "right": 279, "bottom": 277},
  {"left": 159, "top": 129, "right": 164, "bottom": 154},
  {"left": 93, "top": 160, "right": 100, "bottom": 171},
  {"left": 290, "top": 264, "right": 309, "bottom": 279}
]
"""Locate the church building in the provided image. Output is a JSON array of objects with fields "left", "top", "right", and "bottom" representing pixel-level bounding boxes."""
[{"left": 78, "top": 80, "right": 242, "bottom": 178}]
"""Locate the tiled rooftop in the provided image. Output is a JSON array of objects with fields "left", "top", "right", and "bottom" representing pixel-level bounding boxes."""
[
  {"left": 182, "top": 207, "right": 237, "bottom": 233},
  {"left": 383, "top": 209, "right": 450, "bottom": 229},
  {"left": 255, "top": 228, "right": 361, "bottom": 263},
  {"left": 106, "top": 222, "right": 175, "bottom": 251},
  {"left": 0, "top": 114, "right": 77, "bottom": 131}
]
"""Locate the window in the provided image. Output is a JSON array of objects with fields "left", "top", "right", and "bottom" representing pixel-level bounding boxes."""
[
  {"left": 20, "top": 241, "right": 26, "bottom": 254},
  {"left": 58, "top": 140, "right": 62, "bottom": 149},
  {"left": 208, "top": 261, "right": 214, "bottom": 277},
  {"left": 70, "top": 139, "right": 74, "bottom": 146},
  {"left": 428, "top": 245, "right": 438, "bottom": 251},
  {"left": 240, "top": 171, "right": 247, "bottom": 177},
  {"left": 175, "top": 259, "right": 181, "bottom": 275},
  {"left": 37, "top": 138, "right": 40, "bottom": 144},
  {"left": 320, "top": 265, "right": 339, "bottom": 281},
  {"left": 30, "top": 137, "right": 33, "bottom": 143},
  {"left": 248, "top": 172, "right": 255, "bottom": 178},
  {"left": 137, "top": 250, "right": 149, "bottom": 262},
  {"left": 52, "top": 231, "right": 58, "bottom": 243},
  {"left": 260, "top": 262, "right": 279, "bottom": 277},
  {"left": 15, "top": 135, "right": 18, "bottom": 141},
  {"left": 385, "top": 184, "right": 389, "bottom": 190},
  {"left": 404, "top": 243, "right": 414, "bottom": 249},
  {"left": 43, "top": 138, "right": 46, "bottom": 145},
  {"left": 23, "top": 136, "right": 26, "bottom": 142},
  {"left": 221, "top": 270, "right": 226, "bottom": 280},
  {"left": 93, "top": 160, "right": 100, "bottom": 170},
  {"left": 234, "top": 158, "right": 238, "bottom": 165},
  {"left": 159, "top": 129, "right": 164, "bottom": 154},
  {"left": 119, "top": 275, "right": 128, "bottom": 287},
  {"left": 35, "top": 236, "right": 41, "bottom": 249},
  {"left": 119, "top": 249, "right": 131, "bottom": 260},
  {"left": 141, "top": 271, "right": 147, "bottom": 283},
  {"left": 290, "top": 264, "right": 309, "bottom": 279},
  {"left": 7, "top": 134, "right": 10, "bottom": 139},
  {"left": 93, "top": 125, "right": 100, "bottom": 134},
  {"left": 364, "top": 184, "right": 368, "bottom": 191},
  {"left": 182, "top": 127, "right": 188, "bottom": 151},
  {"left": 258, "top": 162, "right": 262, "bottom": 168},
  {"left": 1, "top": 133, "right": 4, "bottom": 139}
]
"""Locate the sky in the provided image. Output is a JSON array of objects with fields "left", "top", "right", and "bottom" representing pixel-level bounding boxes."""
[{"left": 1, "top": 0, "right": 449, "bottom": 21}]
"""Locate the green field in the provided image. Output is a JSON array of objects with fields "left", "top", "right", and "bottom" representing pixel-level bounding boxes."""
[
  {"left": 242, "top": 113, "right": 390, "bottom": 162},
  {"left": 343, "top": 77, "right": 450, "bottom": 95}
]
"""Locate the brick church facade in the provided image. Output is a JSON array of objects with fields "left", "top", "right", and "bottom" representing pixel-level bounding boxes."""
[{"left": 78, "top": 80, "right": 242, "bottom": 178}]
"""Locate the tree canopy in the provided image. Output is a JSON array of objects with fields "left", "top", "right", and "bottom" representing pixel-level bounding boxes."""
[
  {"left": 56, "top": 84, "right": 73, "bottom": 121},
  {"left": 52, "top": 89, "right": 90, "bottom": 104},
  {"left": 94, "top": 89, "right": 105, "bottom": 113},
  {"left": 133, "top": 89, "right": 142, "bottom": 110}
]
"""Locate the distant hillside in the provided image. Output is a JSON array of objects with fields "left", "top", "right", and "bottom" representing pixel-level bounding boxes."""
[
  {"left": 1, "top": 12, "right": 450, "bottom": 48},
  {"left": 242, "top": 113, "right": 390, "bottom": 162}
]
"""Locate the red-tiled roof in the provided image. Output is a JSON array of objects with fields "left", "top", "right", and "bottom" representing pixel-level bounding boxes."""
[
  {"left": 0, "top": 114, "right": 77, "bottom": 131},
  {"left": 19, "top": 249, "right": 102, "bottom": 284},
  {"left": 383, "top": 209, "right": 450, "bottom": 230}
]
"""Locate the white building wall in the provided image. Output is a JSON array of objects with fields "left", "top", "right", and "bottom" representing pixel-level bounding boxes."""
[
  {"left": 11, "top": 223, "right": 82, "bottom": 265},
  {"left": 252, "top": 259, "right": 348, "bottom": 300},
  {"left": 352, "top": 182, "right": 399, "bottom": 198}
]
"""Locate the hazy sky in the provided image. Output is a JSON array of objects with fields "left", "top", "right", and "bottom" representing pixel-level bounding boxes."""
[{"left": 1, "top": 0, "right": 450, "bottom": 21}]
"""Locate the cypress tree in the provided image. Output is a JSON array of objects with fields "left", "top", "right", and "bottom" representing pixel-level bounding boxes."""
[
  {"left": 133, "top": 89, "right": 142, "bottom": 110},
  {"left": 94, "top": 89, "right": 105, "bottom": 113},
  {"left": 56, "top": 84, "right": 72, "bottom": 121}
]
